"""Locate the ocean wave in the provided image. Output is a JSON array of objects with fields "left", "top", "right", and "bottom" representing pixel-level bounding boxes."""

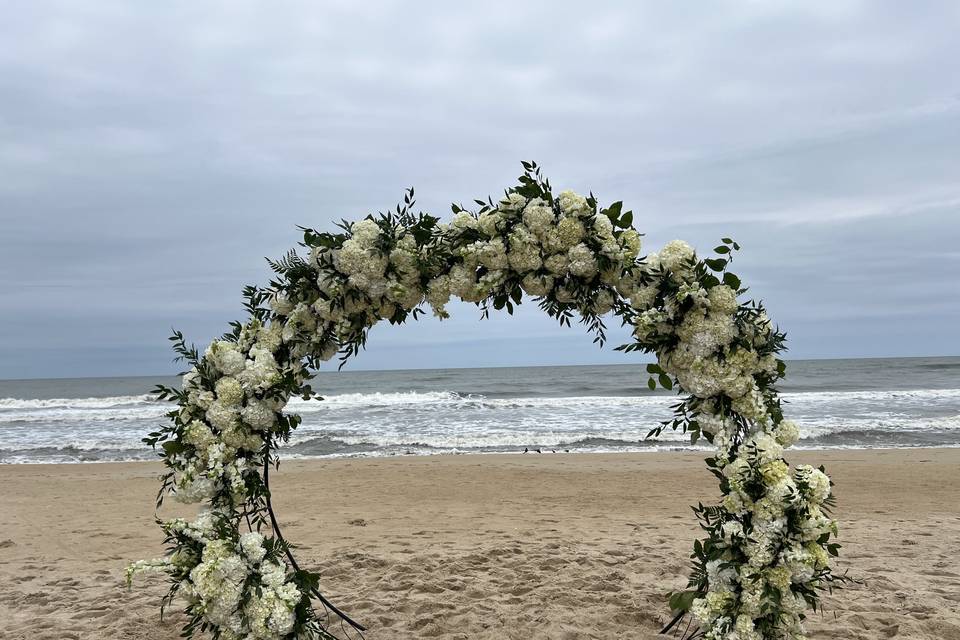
[
  {"left": 3, "top": 386, "right": 957, "bottom": 413},
  {"left": 1, "top": 383, "right": 958, "bottom": 463},
  {"left": 0, "top": 394, "right": 159, "bottom": 410}
]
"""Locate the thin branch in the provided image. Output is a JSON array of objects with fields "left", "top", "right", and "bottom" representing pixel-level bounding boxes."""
[{"left": 263, "top": 451, "right": 367, "bottom": 635}]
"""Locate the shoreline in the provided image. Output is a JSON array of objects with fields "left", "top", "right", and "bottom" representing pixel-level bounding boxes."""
[
  {"left": 3, "top": 443, "right": 960, "bottom": 466},
  {"left": 2, "top": 448, "right": 959, "bottom": 638}
]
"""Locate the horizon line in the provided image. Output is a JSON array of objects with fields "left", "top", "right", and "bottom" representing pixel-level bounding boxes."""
[{"left": 1, "top": 353, "right": 957, "bottom": 383}]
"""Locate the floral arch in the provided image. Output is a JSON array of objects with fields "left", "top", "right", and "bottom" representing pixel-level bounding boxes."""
[{"left": 131, "top": 163, "right": 841, "bottom": 640}]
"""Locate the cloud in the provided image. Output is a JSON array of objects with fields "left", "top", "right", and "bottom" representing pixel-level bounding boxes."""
[{"left": 1, "top": 1, "right": 958, "bottom": 377}]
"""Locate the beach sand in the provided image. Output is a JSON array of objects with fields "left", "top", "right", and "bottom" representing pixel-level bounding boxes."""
[{"left": 1, "top": 448, "right": 958, "bottom": 639}]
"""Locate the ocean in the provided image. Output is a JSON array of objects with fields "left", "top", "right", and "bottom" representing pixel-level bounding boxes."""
[{"left": 0, "top": 357, "right": 958, "bottom": 463}]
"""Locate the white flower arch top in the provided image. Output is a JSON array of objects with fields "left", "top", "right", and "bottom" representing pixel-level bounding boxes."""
[{"left": 133, "top": 163, "right": 841, "bottom": 640}]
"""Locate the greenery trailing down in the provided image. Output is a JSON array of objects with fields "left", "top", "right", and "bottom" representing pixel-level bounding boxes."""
[{"left": 130, "top": 162, "right": 841, "bottom": 640}]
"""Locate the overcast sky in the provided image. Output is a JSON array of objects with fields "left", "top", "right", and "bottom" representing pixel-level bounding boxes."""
[{"left": 2, "top": 1, "right": 959, "bottom": 379}]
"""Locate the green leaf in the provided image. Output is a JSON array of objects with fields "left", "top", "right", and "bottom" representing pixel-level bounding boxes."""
[
  {"left": 605, "top": 201, "right": 623, "bottom": 218},
  {"left": 658, "top": 373, "right": 673, "bottom": 390},
  {"left": 722, "top": 272, "right": 741, "bottom": 289},
  {"left": 704, "top": 258, "right": 727, "bottom": 271},
  {"left": 714, "top": 245, "right": 731, "bottom": 254},
  {"left": 668, "top": 590, "right": 699, "bottom": 612},
  {"left": 620, "top": 210, "right": 633, "bottom": 228},
  {"left": 162, "top": 441, "right": 186, "bottom": 456},
  {"left": 646, "top": 363, "right": 663, "bottom": 374},
  {"left": 647, "top": 377, "right": 656, "bottom": 391},
  {"left": 701, "top": 274, "right": 720, "bottom": 288}
]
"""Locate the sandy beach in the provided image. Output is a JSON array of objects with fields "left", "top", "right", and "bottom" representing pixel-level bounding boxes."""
[{"left": 1, "top": 448, "right": 958, "bottom": 639}]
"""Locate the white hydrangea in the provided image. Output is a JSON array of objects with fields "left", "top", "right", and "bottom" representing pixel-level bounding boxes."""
[
  {"left": 183, "top": 420, "right": 216, "bottom": 449},
  {"left": 349, "top": 219, "right": 381, "bottom": 244},
  {"left": 708, "top": 285, "right": 739, "bottom": 314},
  {"left": 498, "top": 192, "right": 528, "bottom": 212},
  {"left": 450, "top": 212, "right": 478, "bottom": 233},
  {"left": 544, "top": 253, "right": 569, "bottom": 275},
  {"left": 557, "top": 189, "right": 590, "bottom": 217},
  {"left": 676, "top": 312, "right": 737, "bottom": 358},
  {"left": 591, "top": 290, "right": 615, "bottom": 315},
  {"left": 186, "top": 539, "right": 249, "bottom": 631},
  {"left": 215, "top": 377, "right": 244, "bottom": 407},
  {"left": 508, "top": 241, "right": 542, "bottom": 273},
  {"left": 593, "top": 214, "right": 614, "bottom": 239},
  {"left": 522, "top": 199, "right": 555, "bottom": 237},
  {"left": 629, "top": 284, "right": 658, "bottom": 310},
  {"left": 706, "top": 559, "right": 738, "bottom": 589},
  {"left": 206, "top": 341, "right": 246, "bottom": 376},
  {"left": 691, "top": 590, "right": 733, "bottom": 627},
  {"left": 236, "top": 347, "right": 281, "bottom": 393},
  {"left": 795, "top": 465, "right": 831, "bottom": 505},
  {"left": 239, "top": 531, "right": 267, "bottom": 565},
  {"left": 620, "top": 228, "right": 642, "bottom": 261},
  {"left": 477, "top": 211, "right": 502, "bottom": 237},
  {"left": 206, "top": 400, "right": 240, "bottom": 432},
  {"left": 269, "top": 294, "right": 295, "bottom": 316},
  {"left": 241, "top": 399, "right": 277, "bottom": 431},
  {"left": 476, "top": 239, "right": 509, "bottom": 270},
  {"left": 545, "top": 217, "right": 585, "bottom": 252},
  {"left": 520, "top": 273, "right": 554, "bottom": 297},
  {"left": 774, "top": 420, "right": 801, "bottom": 447},
  {"left": 658, "top": 239, "right": 695, "bottom": 273},
  {"left": 567, "top": 243, "right": 598, "bottom": 279}
]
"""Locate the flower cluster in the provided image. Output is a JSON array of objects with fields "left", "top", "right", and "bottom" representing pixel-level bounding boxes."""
[
  {"left": 623, "top": 233, "right": 841, "bottom": 638},
  {"left": 134, "top": 163, "right": 838, "bottom": 640}
]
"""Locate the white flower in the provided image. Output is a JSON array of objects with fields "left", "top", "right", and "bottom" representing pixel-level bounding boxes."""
[
  {"left": 706, "top": 559, "right": 738, "bottom": 589},
  {"left": 182, "top": 369, "right": 201, "bottom": 392},
  {"left": 620, "top": 229, "right": 642, "bottom": 261},
  {"left": 522, "top": 199, "right": 555, "bottom": 237},
  {"left": 477, "top": 211, "right": 502, "bottom": 237},
  {"left": 795, "top": 465, "right": 831, "bottom": 505},
  {"left": 215, "top": 377, "right": 244, "bottom": 407},
  {"left": 557, "top": 189, "right": 590, "bottom": 217},
  {"left": 241, "top": 399, "right": 276, "bottom": 431},
  {"left": 774, "top": 420, "right": 800, "bottom": 447},
  {"left": 450, "top": 212, "right": 478, "bottom": 233},
  {"left": 593, "top": 214, "right": 614, "bottom": 239},
  {"left": 239, "top": 532, "right": 267, "bottom": 565},
  {"left": 183, "top": 420, "right": 216, "bottom": 449},
  {"left": 658, "top": 239, "right": 695, "bottom": 273},
  {"left": 521, "top": 273, "right": 554, "bottom": 297},
  {"left": 708, "top": 285, "right": 739, "bottom": 314},
  {"left": 477, "top": 239, "right": 509, "bottom": 270},
  {"left": 629, "top": 284, "right": 658, "bottom": 310},
  {"left": 426, "top": 275, "right": 452, "bottom": 316},
  {"left": 545, "top": 217, "right": 585, "bottom": 252},
  {"left": 207, "top": 400, "right": 240, "bottom": 431},
  {"left": 567, "top": 243, "right": 598, "bottom": 279},
  {"left": 269, "top": 294, "right": 295, "bottom": 316},
  {"left": 676, "top": 311, "right": 737, "bottom": 358},
  {"left": 508, "top": 242, "right": 542, "bottom": 273},
  {"left": 544, "top": 253, "right": 569, "bottom": 275},
  {"left": 206, "top": 341, "right": 246, "bottom": 376},
  {"left": 499, "top": 192, "right": 528, "bottom": 212},
  {"left": 591, "top": 289, "right": 615, "bottom": 315},
  {"left": 350, "top": 219, "right": 381, "bottom": 245}
]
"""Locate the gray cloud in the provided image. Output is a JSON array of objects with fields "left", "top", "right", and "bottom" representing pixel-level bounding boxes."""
[{"left": 1, "top": 1, "right": 958, "bottom": 378}]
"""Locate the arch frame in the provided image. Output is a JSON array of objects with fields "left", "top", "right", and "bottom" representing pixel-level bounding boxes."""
[{"left": 132, "top": 163, "right": 841, "bottom": 640}]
